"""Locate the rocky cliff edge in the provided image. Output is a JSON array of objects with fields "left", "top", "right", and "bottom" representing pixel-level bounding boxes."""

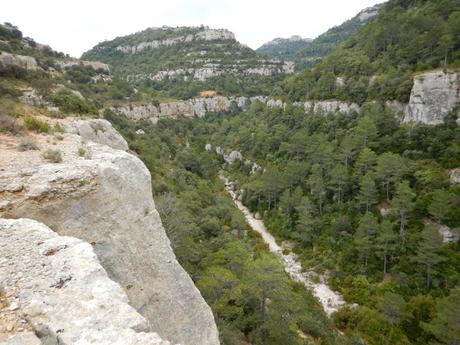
[{"left": 0, "top": 118, "right": 219, "bottom": 345}]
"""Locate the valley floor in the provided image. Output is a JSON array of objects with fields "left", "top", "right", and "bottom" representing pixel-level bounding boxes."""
[{"left": 221, "top": 173, "right": 346, "bottom": 316}]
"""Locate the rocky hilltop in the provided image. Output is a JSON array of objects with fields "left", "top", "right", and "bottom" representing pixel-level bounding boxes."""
[
  {"left": 0, "top": 118, "right": 219, "bottom": 345},
  {"left": 82, "top": 26, "right": 293, "bottom": 97}
]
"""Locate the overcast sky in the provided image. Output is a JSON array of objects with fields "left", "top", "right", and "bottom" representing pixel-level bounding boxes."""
[{"left": 3, "top": 0, "right": 382, "bottom": 58}]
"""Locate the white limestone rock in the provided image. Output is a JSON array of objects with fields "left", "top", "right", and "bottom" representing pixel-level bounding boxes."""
[
  {"left": 0, "top": 218, "right": 171, "bottom": 345},
  {"left": 0, "top": 120, "right": 219, "bottom": 345},
  {"left": 304, "top": 100, "right": 360, "bottom": 114},
  {"left": 64, "top": 119, "right": 129, "bottom": 151},
  {"left": 404, "top": 70, "right": 460, "bottom": 125},
  {"left": 0, "top": 52, "right": 37, "bottom": 70},
  {"left": 449, "top": 168, "right": 460, "bottom": 184}
]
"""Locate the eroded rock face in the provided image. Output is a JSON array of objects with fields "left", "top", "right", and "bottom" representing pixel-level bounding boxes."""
[
  {"left": 115, "top": 96, "right": 361, "bottom": 123},
  {"left": 0, "top": 52, "right": 37, "bottom": 70},
  {"left": 0, "top": 218, "right": 171, "bottom": 345},
  {"left": 116, "top": 27, "right": 236, "bottom": 54},
  {"left": 304, "top": 100, "right": 360, "bottom": 114},
  {"left": 404, "top": 70, "right": 460, "bottom": 124},
  {"left": 0, "top": 120, "right": 219, "bottom": 345},
  {"left": 64, "top": 119, "right": 129, "bottom": 151}
]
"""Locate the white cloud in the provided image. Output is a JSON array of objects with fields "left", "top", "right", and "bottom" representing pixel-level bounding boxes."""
[{"left": 2, "top": 0, "right": 382, "bottom": 57}]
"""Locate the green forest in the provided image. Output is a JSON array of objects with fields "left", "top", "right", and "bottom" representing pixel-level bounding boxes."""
[
  {"left": 280, "top": 0, "right": 460, "bottom": 103},
  {"left": 1, "top": 0, "right": 460, "bottom": 344}
]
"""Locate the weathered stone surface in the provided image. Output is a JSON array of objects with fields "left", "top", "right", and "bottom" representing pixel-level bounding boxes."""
[
  {"left": 115, "top": 96, "right": 362, "bottom": 124},
  {"left": 116, "top": 27, "right": 235, "bottom": 54},
  {"left": 449, "top": 168, "right": 460, "bottom": 184},
  {"left": 55, "top": 59, "right": 110, "bottom": 73},
  {"left": 224, "top": 151, "right": 243, "bottom": 164},
  {"left": 64, "top": 119, "right": 129, "bottom": 151},
  {"left": 0, "top": 52, "right": 37, "bottom": 70},
  {"left": 404, "top": 70, "right": 460, "bottom": 124},
  {"left": 0, "top": 120, "right": 219, "bottom": 345},
  {"left": 0, "top": 218, "right": 171, "bottom": 345},
  {"left": 20, "top": 89, "right": 47, "bottom": 107},
  {"left": 304, "top": 100, "right": 360, "bottom": 114}
]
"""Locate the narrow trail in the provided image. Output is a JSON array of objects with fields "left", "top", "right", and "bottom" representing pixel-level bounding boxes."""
[{"left": 220, "top": 173, "right": 345, "bottom": 316}]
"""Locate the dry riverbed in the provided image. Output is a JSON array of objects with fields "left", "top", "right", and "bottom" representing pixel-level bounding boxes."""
[{"left": 220, "top": 173, "right": 345, "bottom": 316}]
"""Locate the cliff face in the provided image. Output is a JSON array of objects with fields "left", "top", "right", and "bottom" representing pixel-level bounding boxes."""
[
  {"left": 404, "top": 70, "right": 460, "bottom": 124},
  {"left": 0, "top": 218, "right": 171, "bottom": 345},
  {"left": 0, "top": 119, "right": 219, "bottom": 345},
  {"left": 114, "top": 96, "right": 361, "bottom": 122}
]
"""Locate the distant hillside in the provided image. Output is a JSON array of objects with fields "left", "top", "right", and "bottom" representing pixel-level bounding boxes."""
[
  {"left": 82, "top": 26, "right": 294, "bottom": 99},
  {"left": 256, "top": 36, "right": 312, "bottom": 61},
  {"left": 280, "top": 0, "right": 460, "bottom": 103},
  {"left": 258, "top": 4, "right": 381, "bottom": 70}
]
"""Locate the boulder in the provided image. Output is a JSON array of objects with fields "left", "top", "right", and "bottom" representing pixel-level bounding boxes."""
[
  {"left": 0, "top": 52, "right": 37, "bottom": 70},
  {"left": 0, "top": 218, "right": 171, "bottom": 345}
]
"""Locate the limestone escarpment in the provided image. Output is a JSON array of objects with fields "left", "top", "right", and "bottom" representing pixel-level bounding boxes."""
[
  {"left": 114, "top": 96, "right": 361, "bottom": 123},
  {"left": 126, "top": 60, "right": 294, "bottom": 82},
  {"left": 0, "top": 119, "right": 219, "bottom": 345},
  {"left": 116, "top": 27, "right": 236, "bottom": 54},
  {"left": 0, "top": 218, "right": 171, "bottom": 345},
  {"left": 404, "top": 70, "right": 460, "bottom": 124}
]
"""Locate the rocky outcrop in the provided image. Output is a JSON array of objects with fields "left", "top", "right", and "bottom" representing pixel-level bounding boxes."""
[
  {"left": 0, "top": 52, "right": 37, "bottom": 70},
  {"left": 63, "top": 119, "right": 129, "bottom": 151},
  {"left": 0, "top": 218, "right": 171, "bottom": 345},
  {"left": 358, "top": 4, "right": 381, "bottom": 22},
  {"left": 303, "top": 100, "right": 360, "bottom": 114},
  {"left": 115, "top": 96, "right": 360, "bottom": 123},
  {"left": 116, "top": 27, "right": 235, "bottom": 54},
  {"left": 127, "top": 60, "right": 294, "bottom": 82},
  {"left": 0, "top": 119, "right": 219, "bottom": 345},
  {"left": 404, "top": 70, "right": 460, "bottom": 124},
  {"left": 450, "top": 168, "right": 460, "bottom": 184},
  {"left": 55, "top": 59, "right": 110, "bottom": 73}
]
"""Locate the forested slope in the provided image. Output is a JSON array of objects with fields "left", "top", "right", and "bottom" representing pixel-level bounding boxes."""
[{"left": 280, "top": 0, "right": 460, "bottom": 104}]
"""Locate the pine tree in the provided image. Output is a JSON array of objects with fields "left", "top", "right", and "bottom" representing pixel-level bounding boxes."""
[
  {"left": 295, "top": 196, "right": 316, "bottom": 244},
  {"left": 354, "top": 148, "right": 377, "bottom": 177},
  {"left": 308, "top": 163, "right": 326, "bottom": 215},
  {"left": 428, "top": 189, "right": 453, "bottom": 223},
  {"left": 376, "top": 219, "right": 398, "bottom": 275},
  {"left": 329, "top": 163, "right": 348, "bottom": 205},
  {"left": 376, "top": 152, "right": 407, "bottom": 200},
  {"left": 392, "top": 181, "right": 415, "bottom": 242},
  {"left": 355, "top": 212, "right": 378, "bottom": 267},
  {"left": 423, "top": 287, "right": 460, "bottom": 345},
  {"left": 357, "top": 173, "right": 378, "bottom": 212},
  {"left": 413, "top": 226, "right": 445, "bottom": 289}
]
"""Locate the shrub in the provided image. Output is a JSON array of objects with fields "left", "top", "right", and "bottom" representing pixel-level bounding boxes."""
[
  {"left": 41, "top": 149, "right": 62, "bottom": 163},
  {"left": 0, "top": 99, "right": 22, "bottom": 133},
  {"left": 50, "top": 90, "right": 98, "bottom": 115},
  {"left": 77, "top": 147, "right": 86, "bottom": 157},
  {"left": 24, "top": 115, "right": 50, "bottom": 133},
  {"left": 0, "top": 113, "right": 16, "bottom": 133},
  {"left": 18, "top": 137, "right": 38, "bottom": 151}
]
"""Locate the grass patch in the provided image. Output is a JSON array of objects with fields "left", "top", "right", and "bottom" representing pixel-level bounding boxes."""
[{"left": 24, "top": 115, "right": 50, "bottom": 133}]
